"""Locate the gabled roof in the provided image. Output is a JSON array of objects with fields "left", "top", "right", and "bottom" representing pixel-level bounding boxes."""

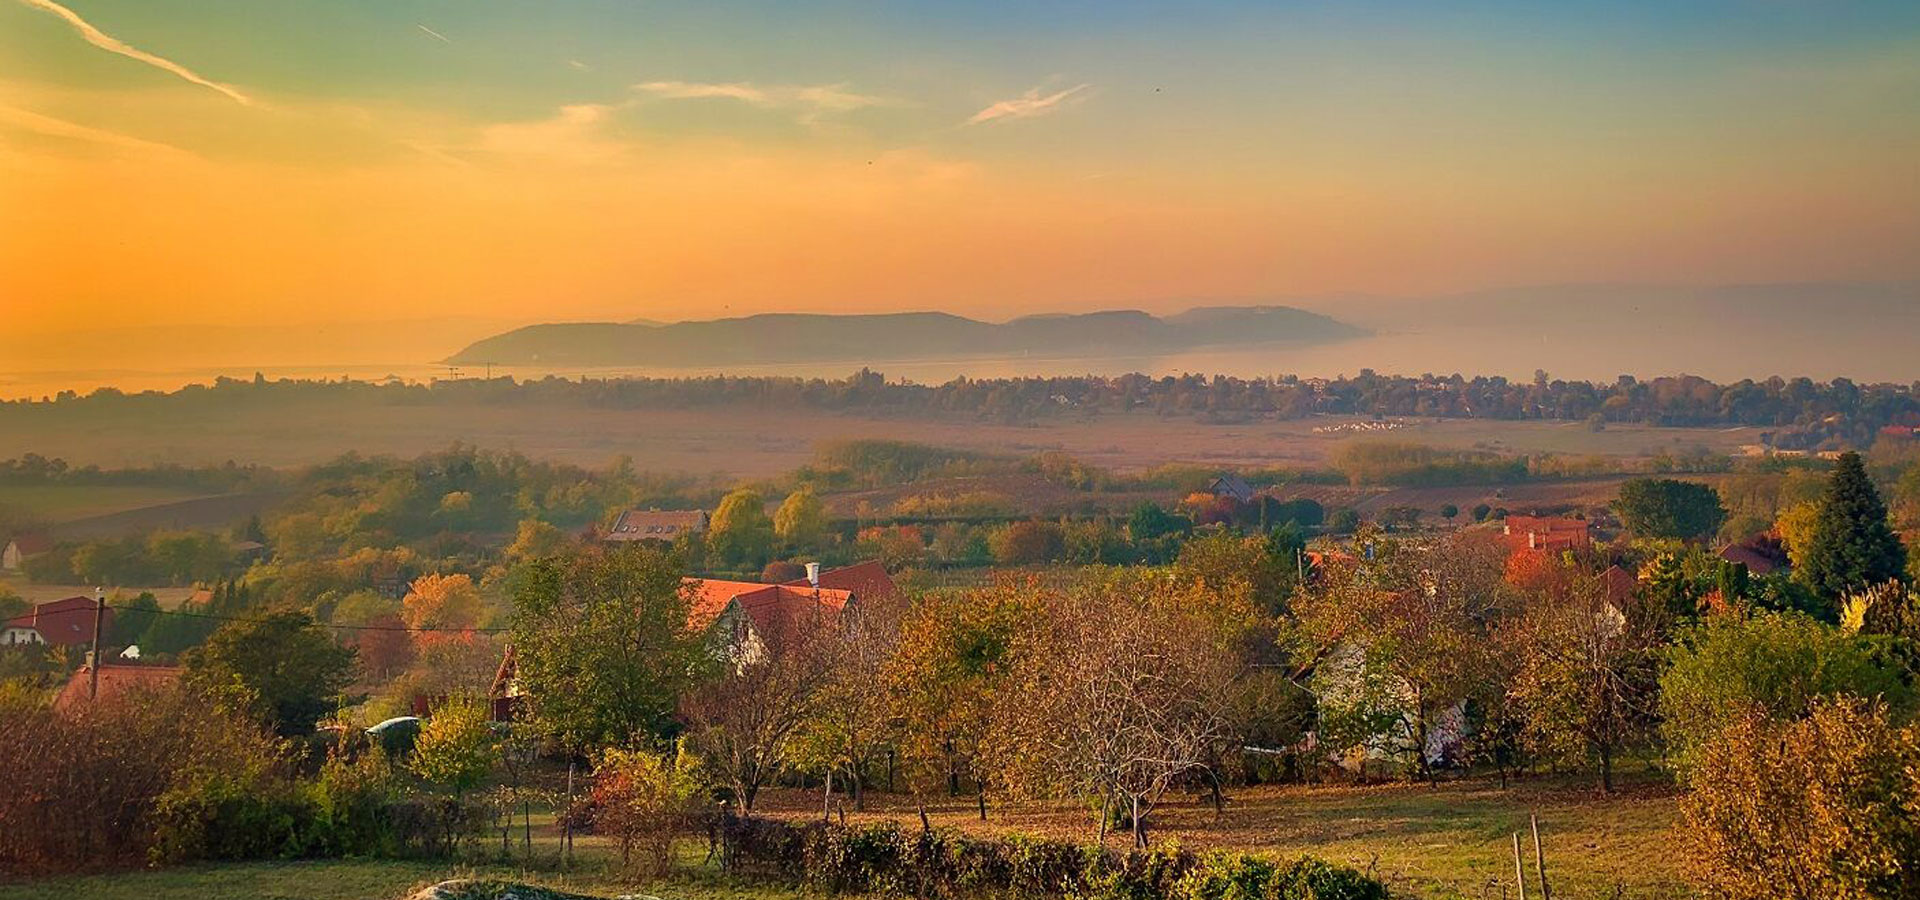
[
  {"left": 53, "top": 664, "right": 182, "bottom": 712},
  {"left": 1208, "top": 475, "right": 1255, "bottom": 503},
  {"left": 605, "top": 509, "right": 709, "bottom": 542},
  {"left": 1717, "top": 542, "right": 1786, "bottom": 576},
  {"left": 7, "top": 596, "right": 103, "bottom": 647}
]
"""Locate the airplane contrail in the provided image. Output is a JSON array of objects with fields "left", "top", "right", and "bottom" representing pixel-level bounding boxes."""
[
  {"left": 417, "top": 24, "right": 451, "bottom": 43},
  {"left": 16, "top": 0, "right": 253, "bottom": 107}
]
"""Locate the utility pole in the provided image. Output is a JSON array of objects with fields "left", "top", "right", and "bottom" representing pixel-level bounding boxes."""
[{"left": 87, "top": 586, "right": 105, "bottom": 700}]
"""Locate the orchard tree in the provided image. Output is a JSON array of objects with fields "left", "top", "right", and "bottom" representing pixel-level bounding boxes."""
[
  {"left": 1505, "top": 567, "right": 1662, "bottom": 791},
  {"left": 996, "top": 572, "right": 1240, "bottom": 848},
  {"left": 681, "top": 629, "right": 831, "bottom": 814},
  {"left": 1799, "top": 452, "right": 1907, "bottom": 602},
  {"left": 887, "top": 578, "right": 1041, "bottom": 823},
  {"left": 1614, "top": 478, "right": 1727, "bottom": 540}
]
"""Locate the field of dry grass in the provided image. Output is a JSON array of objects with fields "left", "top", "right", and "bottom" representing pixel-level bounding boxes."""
[{"left": 0, "top": 397, "right": 1756, "bottom": 479}]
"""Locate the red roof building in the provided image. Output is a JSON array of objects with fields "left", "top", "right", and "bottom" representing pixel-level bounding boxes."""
[
  {"left": 53, "top": 664, "right": 182, "bottom": 713},
  {"left": 1501, "top": 516, "right": 1592, "bottom": 552},
  {"left": 4, "top": 596, "right": 106, "bottom": 648}
]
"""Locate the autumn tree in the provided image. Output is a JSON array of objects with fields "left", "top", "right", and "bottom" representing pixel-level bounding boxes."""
[
  {"left": 508, "top": 545, "right": 708, "bottom": 751},
  {"left": 790, "top": 592, "right": 900, "bottom": 812},
  {"left": 409, "top": 696, "right": 497, "bottom": 855},
  {"left": 1799, "top": 452, "right": 1908, "bottom": 602},
  {"left": 1683, "top": 699, "right": 1920, "bottom": 900},
  {"left": 1504, "top": 567, "right": 1662, "bottom": 791},
  {"left": 773, "top": 487, "right": 829, "bottom": 551},
  {"left": 1292, "top": 528, "right": 1513, "bottom": 780},
  {"left": 710, "top": 489, "right": 775, "bottom": 569},
  {"left": 401, "top": 572, "right": 485, "bottom": 647},
  {"left": 506, "top": 518, "right": 567, "bottom": 561},
  {"left": 887, "top": 578, "right": 1040, "bottom": 823},
  {"left": 996, "top": 571, "right": 1240, "bottom": 847},
  {"left": 681, "top": 621, "right": 832, "bottom": 814}
]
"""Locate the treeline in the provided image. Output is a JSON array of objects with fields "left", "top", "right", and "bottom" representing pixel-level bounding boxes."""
[
  {"left": 8, "top": 368, "right": 1920, "bottom": 438},
  {"left": 0, "top": 454, "right": 279, "bottom": 493}
]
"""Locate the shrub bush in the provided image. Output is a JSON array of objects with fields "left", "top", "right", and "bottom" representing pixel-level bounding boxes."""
[{"left": 720, "top": 819, "right": 1386, "bottom": 900}]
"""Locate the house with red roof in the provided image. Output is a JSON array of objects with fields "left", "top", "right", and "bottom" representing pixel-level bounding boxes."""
[
  {"left": 3, "top": 596, "right": 106, "bottom": 649},
  {"left": 488, "top": 561, "right": 895, "bottom": 719},
  {"left": 52, "top": 664, "right": 182, "bottom": 713},
  {"left": 1500, "top": 516, "right": 1591, "bottom": 552}
]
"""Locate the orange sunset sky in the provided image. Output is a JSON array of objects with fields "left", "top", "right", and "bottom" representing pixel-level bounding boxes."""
[{"left": 2, "top": 1, "right": 1918, "bottom": 363}]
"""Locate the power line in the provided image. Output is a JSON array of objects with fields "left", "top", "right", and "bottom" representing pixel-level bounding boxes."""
[{"left": 107, "top": 602, "right": 507, "bottom": 634}]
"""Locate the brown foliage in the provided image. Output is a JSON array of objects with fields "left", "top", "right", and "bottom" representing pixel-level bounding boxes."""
[
  {"left": 0, "top": 684, "right": 282, "bottom": 874},
  {"left": 1682, "top": 698, "right": 1920, "bottom": 899}
]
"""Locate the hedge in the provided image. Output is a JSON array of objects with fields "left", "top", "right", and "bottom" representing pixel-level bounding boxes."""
[{"left": 721, "top": 819, "right": 1387, "bottom": 900}]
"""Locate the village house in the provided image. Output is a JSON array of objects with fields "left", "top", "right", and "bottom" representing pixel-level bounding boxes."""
[
  {"left": 1500, "top": 515, "right": 1591, "bottom": 552},
  {"left": 1, "top": 533, "right": 52, "bottom": 572},
  {"left": 602, "top": 508, "right": 710, "bottom": 544},
  {"left": 3, "top": 596, "right": 105, "bottom": 649},
  {"left": 52, "top": 663, "right": 182, "bottom": 713},
  {"left": 1207, "top": 474, "right": 1255, "bottom": 505},
  {"left": 488, "top": 560, "right": 896, "bottom": 720}
]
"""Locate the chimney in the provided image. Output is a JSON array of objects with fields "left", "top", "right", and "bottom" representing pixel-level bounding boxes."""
[{"left": 805, "top": 562, "right": 821, "bottom": 588}]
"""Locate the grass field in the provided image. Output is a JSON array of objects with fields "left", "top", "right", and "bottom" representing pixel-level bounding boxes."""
[
  {"left": 0, "top": 773, "right": 1689, "bottom": 900},
  {"left": 0, "top": 396, "right": 1756, "bottom": 479},
  {"left": 0, "top": 484, "right": 213, "bottom": 523}
]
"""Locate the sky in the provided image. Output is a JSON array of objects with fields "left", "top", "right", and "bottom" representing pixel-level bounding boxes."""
[{"left": 3, "top": 0, "right": 1919, "bottom": 350}]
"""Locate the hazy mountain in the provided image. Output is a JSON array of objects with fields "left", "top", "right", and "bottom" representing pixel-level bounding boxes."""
[{"left": 446, "top": 306, "right": 1366, "bottom": 367}]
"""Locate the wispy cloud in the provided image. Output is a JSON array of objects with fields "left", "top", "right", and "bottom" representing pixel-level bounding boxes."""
[
  {"left": 16, "top": 0, "right": 254, "bottom": 107},
  {"left": 967, "top": 83, "right": 1089, "bottom": 125},
  {"left": 633, "top": 81, "right": 890, "bottom": 115},
  {"left": 416, "top": 24, "right": 451, "bottom": 44},
  {"left": 0, "top": 103, "right": 190, "bottom": 156}
]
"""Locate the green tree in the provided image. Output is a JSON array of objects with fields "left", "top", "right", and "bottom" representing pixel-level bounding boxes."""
[
  {"left": 411, "top": 697, "right": 496, "bottom": 794},
  {"left": 1660, "top": 611, "right": 1910, "bottom": 774},
  {"left": 409, "top": 696, "right": 497, "bottom": 855},
  {"left": 772, "top": 487, "right": 829, "bottom": 550},
  {"left": 1614, "top": 478, "right": 1727, "bottom": 540},
  {"left": 1799, "top": 452, "right": 1908, "bottom": 602},
  {"left": 505, "top": 518, "right": 566, "bottom": 561},
  {"left": 709, "top": 489, "right": 774, "bottom": 570},
  {"left": 508, "top": 545, "right": 708, "bottom": 751},
  {"left": 182, "top": 611, "right": 356, "bottom": 736},
  {"left": 1126, "top": 501, "right": 1190, "bottom": 541},
  {"left": 108, "top": 592, "right": 161, "bottom": 648}
]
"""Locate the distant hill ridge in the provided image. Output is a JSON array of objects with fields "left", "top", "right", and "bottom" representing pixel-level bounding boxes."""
[{"left": 447, "top": 305, "right": 1366, "bottom": 367}]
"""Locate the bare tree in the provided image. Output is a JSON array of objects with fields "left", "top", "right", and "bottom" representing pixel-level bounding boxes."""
[
  {"left": 681, "top": 635, "right": 830, "bottom": 814},
  {"left": 997, "top": 572, "right": 1241, "bottom": 848}
]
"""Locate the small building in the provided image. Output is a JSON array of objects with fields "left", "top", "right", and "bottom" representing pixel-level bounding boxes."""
[
  {"left": 1718, "top": 541, "right": 1788, "bottom": 577},
  {"left": 603, "top": 509, "right": 710, "bottom": 543},
  {"left": 1207, "top": 474, "right": 1255, "bottom": 505},
  {"left": 52, "top": 664, "right": 182, "bottom": 713},
  {"left": 3, "top": 596, "right": 106, "bottom": 648},
  {"left": 2, "top": 622, "right": 43, "bottom": 646},
  {"left": 1501, "top": 516, "right": 1591, "bottom": 552},
  {"left": 2, "top": 533, "right": 52, "bottom": 571}
]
